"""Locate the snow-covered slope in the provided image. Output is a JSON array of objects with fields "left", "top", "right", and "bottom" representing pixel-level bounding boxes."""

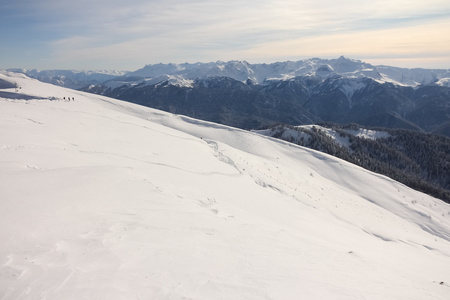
[{"left": 1, "top": 71, "right": 450, "bottom": 299}]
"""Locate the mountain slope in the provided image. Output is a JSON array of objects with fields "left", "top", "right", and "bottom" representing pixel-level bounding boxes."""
[
  {"left": 256, "top": 124, "right": 450, "bottom": 202},
  {"left": 1, "top": 71, "right": 450, "bottom": 299}
]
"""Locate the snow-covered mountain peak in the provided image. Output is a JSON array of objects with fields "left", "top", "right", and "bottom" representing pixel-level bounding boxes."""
[{"left": 328, "top": 56, "right": 367, "bottom": 73}]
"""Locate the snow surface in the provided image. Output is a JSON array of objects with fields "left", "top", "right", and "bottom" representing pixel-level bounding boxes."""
[{"left": 1, "top": 71, "right": 450, "bottom": 299}]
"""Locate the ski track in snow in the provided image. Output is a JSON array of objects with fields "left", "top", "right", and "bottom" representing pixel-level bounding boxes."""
[{"left": 1, "top": 71, "right": 450, "bottom": 300}]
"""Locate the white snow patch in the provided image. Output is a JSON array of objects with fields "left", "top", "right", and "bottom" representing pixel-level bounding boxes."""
[
  {"left": 167, "top": 75, "right": 194, "bottom": 88},
  {"left": 436, "top": 77, "right": 450, "bottom": 87},
  {"left": 345, "top": 128, "right": 391, "bottom": 140},
  {"left": 339, "top": 80, "right": 366, "bottom": 106},
  {"left": 299, "top": 125, "right": 352, "bottom": 148}
]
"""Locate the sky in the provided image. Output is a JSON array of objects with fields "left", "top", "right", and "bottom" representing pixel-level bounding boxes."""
[{"left": 1, "top": 0, "right": 450, "bottom": 71}]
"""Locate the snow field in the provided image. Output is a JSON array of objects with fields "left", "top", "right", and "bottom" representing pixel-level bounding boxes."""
[{"left": 1, "top": 71, "right": 450, "bottom": 299}]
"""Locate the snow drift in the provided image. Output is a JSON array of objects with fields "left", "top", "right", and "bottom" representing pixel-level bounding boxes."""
[{"left": 1, "top": 71, "right": 450, "bottom": 299}]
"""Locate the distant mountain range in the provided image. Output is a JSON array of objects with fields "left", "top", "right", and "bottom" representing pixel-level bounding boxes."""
[{"left": 8, "top": 57, "right": 450, "bottom": 135}]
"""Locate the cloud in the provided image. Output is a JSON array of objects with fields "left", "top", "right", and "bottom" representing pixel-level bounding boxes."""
[
  {"left": 230, "top": 18, "right": 450, "bottom": 68},
  {"left": 3, "top": 0, "right": 450, "bottom": 69}
]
